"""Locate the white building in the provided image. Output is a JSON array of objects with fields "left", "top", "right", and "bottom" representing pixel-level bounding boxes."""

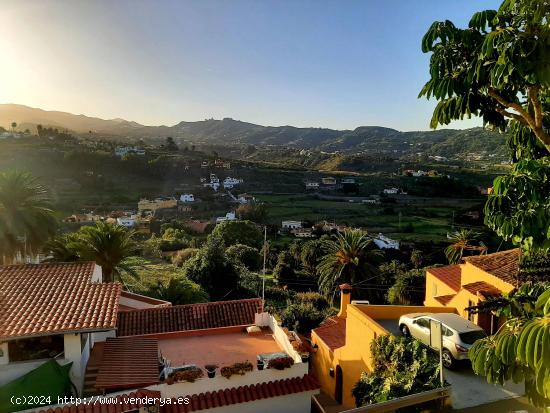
[
  {"left": 180, "top": 193, "right": 195, "bottom": 202},
  {"left": 383, "top": 187, "right": 399, "bottom": 195},
  {"left": 116, "top": 216, "right": 137, "bottom": 228},
  {"left": 305, "top": 182, "right": 319, "bottom": 190},
  {"left": 223, "top": 177, "right": 243, "bottom": 189},
  {"left": 114, "top": 146, "right": 145, "bottom": 157},
  {"left": 216, "top": 211, "right": 236, "bottom": 223},
  {"left": 372, "top": 233, "right": 400, "bottom": 250},
  {"left": 238, "top": 193, "right": 255, "bottom": 204},
  {"left": 282, "top": 220, "right": 302, "bottom": 230},
  {"left": 0, "top": 263, "right": 118, "bottom": 392}
]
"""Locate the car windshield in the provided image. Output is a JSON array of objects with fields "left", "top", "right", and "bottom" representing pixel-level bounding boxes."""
[{"left": 459, "top": 330, "right": 487, "bottom": 344}]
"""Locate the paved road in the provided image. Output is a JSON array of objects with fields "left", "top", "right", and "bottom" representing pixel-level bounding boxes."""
[{"left": 445, "top": 362, "right": 524, "bottom": 410}]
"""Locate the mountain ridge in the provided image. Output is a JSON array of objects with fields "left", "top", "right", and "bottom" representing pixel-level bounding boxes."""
[{"left": 0, "top": 103, "right": 507, "bottom": 157}]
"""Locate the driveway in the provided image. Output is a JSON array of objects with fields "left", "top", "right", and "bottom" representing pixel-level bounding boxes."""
[{"left": 445, "top": 362, "right": 525, "bottom": 410}]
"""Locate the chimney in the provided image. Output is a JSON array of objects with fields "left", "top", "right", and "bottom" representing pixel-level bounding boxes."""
[{"left": 337, "top": 283, "right": 352, "bottom": 318}]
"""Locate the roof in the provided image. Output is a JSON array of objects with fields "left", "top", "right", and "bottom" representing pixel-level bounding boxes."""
[
  {"left": 427, "top": 265, "right": 462, "bottom": 292},
  {"left": 462, "top": 281, "right": 502, "bottom": 298},
  {"left": 463, "top": 249, "right": 520, "bottom": 286},
  {"left": 423, "top": 313, "right": 482, "bottom": 332},
  {"left": 36, "top": 389, "right": 161, "bottom": 413},
  {"left": 162, "top": 374, "right": 319, "bottom": 412},
  {"left": 0, "top": 262, "right": 121, "bottom": 340},
  {"left": 433, "top": 294, "right": 456, "bottom": 306},
  {"left": 312, "top": 316, "right": 346, "bottom": 351},
  {"left": 117, "top": 298, "right": 262, "bottom": 336},
  {"left": 95, "top": 337, "right": 160, "bottom": 391},
  {"left": 119, "top": 290, "right": 172, "bottom": 310}
]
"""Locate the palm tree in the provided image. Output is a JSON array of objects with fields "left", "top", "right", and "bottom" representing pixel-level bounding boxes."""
[
  {"left": 10, "top": 122, "right": 17, "bottom": 132},
  {"left": 317, "top": 229, "right": 382, "bottom": 301},
  {"left": 0, "top": 171, "right": 56, "bottom": 264},
  {"left": 445, "top": 229, "right": 487, "bottom": 264},
  {"left": 75, "top": 221, "right": 138, "bottom": 283}
]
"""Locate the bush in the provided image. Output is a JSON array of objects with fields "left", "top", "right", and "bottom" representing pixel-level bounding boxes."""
[
  {"left": 267, "top": 356, "right": 294, "bottom": 370},
  {"left": 280, "top": 302, "right": 327, "bottom": 335},
  {"left": 211, "top": 220, "right": 263, "bottom": 248},
  {"left": 295, "top": 292, "right": 330, "bottom": 310},
  {"left": 226, "top": 244, "right": 262, "bottom": 270},
  {"left": 352, "top": 335, "right": 442, "bottom": 410},
  {"left": 172, "top": 248, "right": 200, "bottom": 266},
  {"left": 387, "top": 269, "right": 426, "bottom": 306}
]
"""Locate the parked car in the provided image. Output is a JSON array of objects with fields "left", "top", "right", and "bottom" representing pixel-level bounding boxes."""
[{"left": 398, "top": 312, "right": 487, "bottom": 368}]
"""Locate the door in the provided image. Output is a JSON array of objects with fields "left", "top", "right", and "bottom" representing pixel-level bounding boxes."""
[
  {"left": 335, "top": 365, "right": 343, "bottom": 404},
  {"left": 411, "top": 317, "right": 431, "bottom": 345}
]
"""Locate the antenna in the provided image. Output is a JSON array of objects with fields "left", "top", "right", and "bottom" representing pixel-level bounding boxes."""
[{"left": 261, "top": 225, "right": 267, "bottom": 312}]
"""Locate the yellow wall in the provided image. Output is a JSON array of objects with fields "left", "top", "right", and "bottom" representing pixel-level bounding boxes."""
[
  {"left": 424, "top": 270, "right": 459, "bottom": 307},
  {"left": 311, "top": 305, "right": 457, "bottom": 409}
]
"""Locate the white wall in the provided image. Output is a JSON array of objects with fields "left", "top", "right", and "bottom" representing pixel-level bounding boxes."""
[
  {"left": 255, "top": 312, "right": 303, "bottom": 364},
  {"left": 90, "top": 330, "right": 116, "bottom": 345},
  {"left": 0, "top": 342, "right": 8, "bottom": 366},
  {"left": 91, "top": 264, "right": 102, "bottom": 283},
  {"left": 0, "top": 358, "right": 73, "bottom": 386},
  {"left": 64, "top": 334, "right": 85, "bottom": 392},
  {"left": 150, "top": 362, "right": 308, "bottom": 399}
]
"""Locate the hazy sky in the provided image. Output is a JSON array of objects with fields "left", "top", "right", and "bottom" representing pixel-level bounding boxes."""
[{"left": 0, "top": 0, "right": 501, "bottom": 130}]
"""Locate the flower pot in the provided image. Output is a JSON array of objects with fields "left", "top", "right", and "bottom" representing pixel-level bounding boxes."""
[
  {"left": 207, "top": 370, "right": 216, "bottom": 378},
  {"left": 257, "top": 361, "right": 265, "bottom": 371}
]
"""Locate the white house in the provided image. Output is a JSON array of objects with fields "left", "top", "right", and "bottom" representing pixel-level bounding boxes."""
[
  {"left": 216, "top": 211, "right": 236, "bottom": 223},
  {"left": 372, "top": 233, "right": 400, "bottom": 250},
  {"left": 116, "top": 216, "right": 136, "bottom": 228},
  {"left": 114, "top": 146, "right": 145, "bottom": 157},
  {"left": 0, "top": 262, "right": 120, "bottom": 392},
  {"left": 180, "top": 193, "right": 195, "bottom": 202},
  {"left": 223, "top": 177, "right": 243, "bottom": 189},
  {"left": 305, "top": 181, "right": 319, "bottom": 190},
  {"left": 238, "top": 193, "right": 255, "bottom": 204},
  {"left": 383, "top": 187, "right": 399, "bottom": 195},
  {"left": 282, "top": 220, "right": 302, "bottom": 230}
]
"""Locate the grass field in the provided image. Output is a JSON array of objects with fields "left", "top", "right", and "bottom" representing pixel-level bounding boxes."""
[{"left": 257, "top": 194, "right": 483, "bottom": 243}]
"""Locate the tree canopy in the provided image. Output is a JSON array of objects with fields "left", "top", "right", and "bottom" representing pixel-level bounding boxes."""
[{"left": 420, "top": 0, "right": 550, "bottom": 250}]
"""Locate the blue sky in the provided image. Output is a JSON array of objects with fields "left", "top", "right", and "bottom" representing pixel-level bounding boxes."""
[{"left": 0, "top": 0, "right": 501, "bottom": 130}]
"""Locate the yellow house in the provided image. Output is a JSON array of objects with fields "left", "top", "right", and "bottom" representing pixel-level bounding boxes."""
[
  {"left": 425, "top": 249, "right": 520, "bottom": 333},
  {"left": 310, "top": 285, "right": 457, "bottom": 409}
]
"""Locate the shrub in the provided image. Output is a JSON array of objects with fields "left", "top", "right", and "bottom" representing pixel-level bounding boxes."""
[
  {"left": 352, "top": 335, "right": 442, "bottom": 409},
  {"left": 226, "top": 244, "right": 262, "bottom": 270},
  {"left": 295, "top": 292, "right": 329, "bottom": 310},
  {"left": 267, "top": 356, "right": 294, "bottom": 370},
  {"left": 172, "top": 248, "right": 200, "bottom": 266},
  {"left": 280, "top": 302, "right": 327, "bottom": 335},
  {"left": 170, "top": 366, "right": 204, "bottom": 383},
  {"left": 220, "top": 361, "right": 254, "bottom": 379}
]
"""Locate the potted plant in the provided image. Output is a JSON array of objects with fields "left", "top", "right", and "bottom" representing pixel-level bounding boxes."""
[
  {"left": 205, "top": 364, "right": 218, "bottom": 378},
  {"left": 267, "top": 356, "right": 294, "bottom": 370}
]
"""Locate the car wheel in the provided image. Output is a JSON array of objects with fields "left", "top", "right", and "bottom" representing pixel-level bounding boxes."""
[
  {"left": 442, "top": 349, "right": 455, "bottom": 369},
  {"left": 400, "top": 324, "right": 410, "bottom": 337}
]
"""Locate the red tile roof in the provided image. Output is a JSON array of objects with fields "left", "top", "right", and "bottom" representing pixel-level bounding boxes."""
[
  {"left": 312, "top": 316, "right": 346, "bottom": 351},
  {"left": 36, "top": 389, "right": 161, "bottom": 413},
  {"left": 162, "top": 374, "right": 319, "bottom": 412},
  {"left": 433, "top": 294, "right": 456, "bottom": 306},
  {"left": 462, "top": 281, "right": 502, "bottom": 298},
  {"left": 427, "top": 265, "right": 462, "bottom": 292},
  {"left": 463, "top": 249, "right": 520, "bottom": 286},
  {"left": 95, "top": 337, "right": 160, "bottom": 391},
  {"left": 0, "top": 262, "right": 121, "bottom": 340},
  {"left": 117, "top": 298, "right": 262, "bottom": 337}
]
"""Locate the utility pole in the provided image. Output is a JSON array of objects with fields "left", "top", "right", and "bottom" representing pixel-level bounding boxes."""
[
  {"left": 261, "top": 225, "right": 267, "bottom": 312},
  {"left": 398, "top": 212, "right": 402, "bottom": 229}
]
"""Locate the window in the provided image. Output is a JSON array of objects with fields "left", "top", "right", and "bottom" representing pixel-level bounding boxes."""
[
  {"left": 432, "top": 282, "right": 438, "bottom": 297},
  {"left": 415, "top": 318, "right": 430, "bottom": 328},
  {"left": 442, "top": 326, "right": 454, "bottom": 336},
  {"left": 8, "top": 335, "right": 64, "bottom": 362}
]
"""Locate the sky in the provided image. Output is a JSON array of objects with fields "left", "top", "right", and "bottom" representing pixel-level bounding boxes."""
[{"left": 0, "top": 0, "right": 501, "bottom": 131}]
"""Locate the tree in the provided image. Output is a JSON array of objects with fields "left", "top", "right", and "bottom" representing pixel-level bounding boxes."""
[
  {"left": 300, "top": 239, "right": 324, "bottom": 276},
  {"left": 226, "top": 243, "right": 261, "bottom": 270},
  {"left": 410, "top": 249, "right": 423, "bottom": 269},
  {"left": 210, "top": 220, "right": 263, "bottom": 249},
  {"left": 10, "top": 122, "right": 16, "bottom": 132},
  {"left": 273, "top": 251, "right": 296, "bottom": 280},
  {"left": 0, "top": 171, "right": 57, "bottom": 264},
  {"left": 419, "top": 1, "right": 550, "bottom": 250},
  {"left": 165, "top": 136, "right": 178, "bottom": 151},
  {"left": 387, "top": 269, "right": 426, "bottom": 306},
  {"left": 444, "top": 229, "right": 487, "bottom": 264},
  {"left": 48, "top": 222, "right": 138, "bottom": 283},
  {"left": 352, "top": 335, "right": 443, "bottom": 409},
  {"left": 235, "top": 203, "right": 268, "bottom": 224},
  {"left": 469, "top": 283, "right": 550, "bottom": 409},
  {"left": 181, "top": 233, "right": 240, "bottom": 300},
  {"left": 317, "top": 229, "right": 382, "bottom": 300}
]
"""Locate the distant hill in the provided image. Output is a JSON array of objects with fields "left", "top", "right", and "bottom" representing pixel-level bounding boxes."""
[{"left": 0, "top": 104, "right": 508, "bottom": 157}]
